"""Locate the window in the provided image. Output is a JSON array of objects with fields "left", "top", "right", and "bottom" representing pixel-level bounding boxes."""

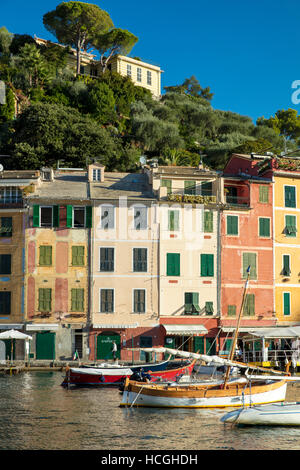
[
  {"left": 134, "top": 207, "right": 147, "bottom": 230},
  {"left": 100, "top": 247, "right": 114, "bottom": 271},
  {"left": 127, "top": 64, "right": 132, "bottom": 77},
  {"left": 242, "top": 252, "right": 257, "bottom": 279},
  {"left": 285, "top": 186, "right": 296, "bottom": 208},
  {"left": 184, "top": 292, "right": 200, "bottom": 314},
  {"left": 184, "top": 180, "right": 196, "bottom": 195},
  {"left": 72, "top": 246, "right": 85, "bottom": 266},
  {"left": 205, "top": 301, "right": 214, "bottom": 315},
  {"left": 259, "top": 217, "right": 270, "bottom": 237},
  {"left": 0, "top": 217, "right": 12, "bottom": 237},
  {"left": 38, "top": 288, "right": 52, "bottom": 312},
  {"left": 282, "top": 255, "right": 291, "bottom": 276},
  {"left": 201, "top": 181, "right": 213, "bottom": 196},
  {"left": 204, "top": 211, "right": 213, "bottom": 232},
  {"left": 73, "top": 207, "right": 85, "bottom": 228},
  {"left": 100, "top": 289, "right": 114, "bottom": 313},
  {"left": 93, "top": 169, "right": 101, "bottom": 181},
  {"left": 200, "top": 254, "right": 214, "bottom": 277},
  {"left": 133, "top": 248, "right": 147, "bottom": 272},
  {"left": 147, "top": 70, "right": 152, "bottom": 85},
  {"left": 0, "top": 291, "right": 10, "bottom": 314},
  {"left": 168, "top": 210, "right": 179, "bottom": 231},
  {"left": 71, "top": 288, "right": 84, "bottom": 311},
  {"left": 101, "top": 206, "right": 114, "bottom": 229},
  {"left": 243, "top": 293, "right": 255, "bottom": 316},
  {"left": 0, "top": 187, "right": 22, "bottom": 204},
  {"left": 259, "top": 185, "right": 269, "bottom": 203},
  {"left": 285, "top": 215, "right": 297, "bottom": 237},
  {"left": 0, "top": 254, "right": 11, "bottom": 275},
  {"left": 161, "top": 179, "right": 172, "bottom": 195},
  {"left": 228, "top": 305, "right": 236, "bottom": 317},
  {"left": 137, "top": 67, "right": 142, "bottom": 82},
  {"left": 40, "top": 207, "right": 53, "bottom": 227},
  {"left": 39, "top": 246, "right": 52, "bottom": 266},
  {"left": 133, "top": 289, "right": 146, "bottom": 313},
  {"left": 283, "top": 292, "right": 291, "bottom": 316},
  {"left": 166, "top": 253, "right": 180, "bottom": 276},
  {"left": 227, "top": 215, "right": 238, "bottom": 235}
]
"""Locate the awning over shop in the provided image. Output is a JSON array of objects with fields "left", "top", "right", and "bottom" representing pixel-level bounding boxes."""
[
  {"left": 243, "top": 326, "right": 300, "bottom": 339},
  {"left": 163, "top": 324, "right": 208, "bottom": 336},
  {"left": 92, "top": 323, "right": 139, "bottom": 329},
  {"left": 222, "top": 327, "right": 267, "bottom": 333}
]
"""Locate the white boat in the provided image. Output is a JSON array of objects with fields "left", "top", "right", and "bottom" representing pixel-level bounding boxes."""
[{"left": 221, "top": 402, "right": 300, "bottom": 426}]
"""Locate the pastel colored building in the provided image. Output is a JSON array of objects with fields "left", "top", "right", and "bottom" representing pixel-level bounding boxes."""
[
  {"left": 146, "top": 165, "right": 224, "bottom": 355},
  {"left": 220, "top": 154, "right": 276, "bottom": 355},
  {"left": 24, "top": 168, "right": 91, "bottom": 361}
]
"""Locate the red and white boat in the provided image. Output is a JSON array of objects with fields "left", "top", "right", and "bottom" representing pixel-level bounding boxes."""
[{"left": 61, "top": 360, "right": 196, "bottom": 387}]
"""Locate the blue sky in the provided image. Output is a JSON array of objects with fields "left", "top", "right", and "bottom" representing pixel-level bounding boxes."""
[{"left": 1, "top": 0, "right": 300, "bottom": 122}]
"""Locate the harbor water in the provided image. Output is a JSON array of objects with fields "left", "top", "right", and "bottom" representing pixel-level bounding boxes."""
[{"left": 1, "top": 370, "right": 300, "bottom": 451}]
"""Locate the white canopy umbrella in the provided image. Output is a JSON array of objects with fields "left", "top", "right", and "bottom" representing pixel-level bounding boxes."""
[
  {"left": 0, "top": 329, "right": 32, "bottom": 361},
  {"left": 0, "top": 329, "right": 32, "bottom": 340}
]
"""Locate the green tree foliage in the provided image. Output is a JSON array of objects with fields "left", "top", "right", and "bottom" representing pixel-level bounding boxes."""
[
  {"left": 0, "top": 26, "right": 13, "bottom": 56},
  {"left": 43, "top": 1, "right": 113, "bottom": 75},
  {"left": 95, "top": 28, "right": 138, "bottom": 73},
  {"left": 164, "top": 75, "right": 213, "bottom": 103},
  {"left": 87, "top": 81, "right": 117, "bottom": 125},
  {"left": 0, "top": 86, "right": 15, "bottom": 124}
]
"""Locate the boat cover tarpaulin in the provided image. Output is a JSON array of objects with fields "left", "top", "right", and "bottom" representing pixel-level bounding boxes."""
[{"left": 245, "top": 327, "right": 300, "bottom": 339}]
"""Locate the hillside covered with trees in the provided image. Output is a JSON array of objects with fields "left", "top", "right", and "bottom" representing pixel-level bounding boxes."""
[{"left": 0, "top": 1, "right": 299, "bottom": 172}]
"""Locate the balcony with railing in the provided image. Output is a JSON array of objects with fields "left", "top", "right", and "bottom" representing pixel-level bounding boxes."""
[{"left": 224, "top": 182, "right": 250, "bottom": 207}]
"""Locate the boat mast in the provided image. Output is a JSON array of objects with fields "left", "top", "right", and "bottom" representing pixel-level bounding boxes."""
[{"left": 223, "top": 266, "right": 251, "bottom": 386}]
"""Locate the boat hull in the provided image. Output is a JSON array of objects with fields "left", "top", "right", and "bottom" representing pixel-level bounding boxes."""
[
  {"left": 120, "top": 380, "right": 287, "bottom": 408},
  {"left": 221, "top": 402, "right": 300, "bottom": 426},
  {"left": 62, "top": 361, "right": 195, "bottom": 386}
]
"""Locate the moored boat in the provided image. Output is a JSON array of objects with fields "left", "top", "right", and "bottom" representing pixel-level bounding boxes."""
[
  {"left": 120, "top": 376, "right": 287, "bottom": 408},
  {"left": 61, "top": 359, "right": 196, "bottom": 387},
  {"left": 221, "top": 402, "right": 300, "bottom": 426}
]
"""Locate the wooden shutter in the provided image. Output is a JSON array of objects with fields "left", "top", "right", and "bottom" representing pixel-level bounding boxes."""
[
  {"left": 39, "top": 288, "right": 51, "bottom": 312},
  {"left": 243, "top": 252, "right": 257, "bottom": 279},
  {"left": 85, "top": 206, "right": 92, "bottom": 228},
  {"left": 227, "top": 215, "right": 238, "bottom": 235},
  {"left": 100, "top": 247, "right": 114, "bottom": 271},
  {"left": 71, "top": 288, "right": 84, "bottom": 311},
  {"left": 285, "top": 215, "right": 297, "bottom": 236},
  {"left": 101, "top": 289, "right": 114, "bottom": 312},
  {"left": 283, "top": 292, "right": 291, "bottom": 316},
  {"left": 72, "top": 246, "right": 84, "bottom": 266},
  {"left": 52, "top": 205, "right": 60, "bottom": 228},
  {"left": 259, "top": 218, "right": 270, "bottom": 237},
  {"left": 66, "top": 205, "right": 73, "bottom": 228},
  {"left": 184, "top": 180, "right": 196, "bottom": 195},
  {"left": 166, "top": 253, "right": 180, "bottom": 276},
  {"left": 228, "top": 305, "right": 236, "bottom": 316},
  {"left": 285, "top": 186, "right": 296, "bottom": 208},
  {"left": 33, "top": 205, "right": 40, "bottom": 227},
  {"left": 133, "top": 248, "right": 147, "bottom": 272},
  {"left": 39, "top": 246, "right": 52, "bottom": 266},
  {"left": 201, "top": 254, "right": 214, "bottom": 277},
  {"left": 283, "top": 255, "right": 290, "bottom": 276},
  {"left": 243, "top": 293, "right": 255, "bottom": 316},
  {"left": 205, "top": 301, "right": 214, "bottom": 315},
  {"left": 161, "top": 179, "right": 172, "bottom": 195},
  {"left": 168, "top": 210, "right": 179, "bottom": 231},
  {"left": 134, "top": 289, "right": 145, "bottom": 313},
  {"left": 204, "top": 211, "right": 213, "bottom": 232},
  {"left": 259, "top": 185, "right": 269, "bottom": 203}
]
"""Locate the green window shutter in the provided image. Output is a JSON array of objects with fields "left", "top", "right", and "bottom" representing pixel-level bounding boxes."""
[
  {"left": 168, "top": 210, "right": 179, "bottom": 231},
  {"left": 285, "top": 215, "right": 297, "bottom": 237},
  {"left": 283, "top": 255, "right": 291, "bottom": 276},
  {"left": 39, "top": 246, "right": 52, "bottom": 266},
  {"left": 285, "top": 186, "right": 296, "bottom": 208},
  {"left": 205, "top": 301, "right": 214, "bottom": 315},
  {"left": 243, "top": 293, "right": 255, "bottom": 316},
  {"left": 166, "top": 253, "right": 180, "bottom": 276},
  {"left": 259, "top": 185, "right": 269, "bottom": 203},
  {"left": 161, "top": 179, "right": 172, "bottom": 195},
  {"left": 52, "top": 205, "right": 60, "bottom": 228},
  {"left": 72, "top": 246, "right": 84, "bottom": 266},
  {"left": 259, "top": 218, "right": 270, "bottom": 237},
  {"left": 33, "top": 205, "right": 40, "bottom": 227},
  {"left": 204, "top": 211, "right": 213, "bottom": 232},
  {"left": 185, "top": 292, "right": 200, "bottom": 314},
  {"left": 184, "top": 180, "right": 196, "bottom": 195},
  {"left": 283, "top": 292, "right": 291, "bottom": 316},
  {"left": 71, "top": 288, "right": 84, "bottom": 311},
  {"left": 85, "top": 206, "right": 92, "bottom": 228},
  {"left": 243, "top": 252, "right": 257, "bottom": 279},
  {"left": 39, "top": 288, "right": 52, "bottom": 312},
  {"left": 201, "top": 254, "right": 214, "bottom": 277},
  {"left": 228, "top": 305, "right": 236, "bottom": 317},
  {"left": 66, "top": 205, "right": 73, "bottom": 228},
  {"left": 227, "top": 215, "right": 238, "bottom": 235}
]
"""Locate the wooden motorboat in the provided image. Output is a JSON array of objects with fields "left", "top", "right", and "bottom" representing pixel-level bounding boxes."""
[
  {"left": 120, "top": 376, "right": 287, "bottom": 409},
  {"left": 61, "top": 359, "right": 196, "bottom": 387},
  {"left": 221, "top": 402, "right": 300, "bottom": 426}
]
